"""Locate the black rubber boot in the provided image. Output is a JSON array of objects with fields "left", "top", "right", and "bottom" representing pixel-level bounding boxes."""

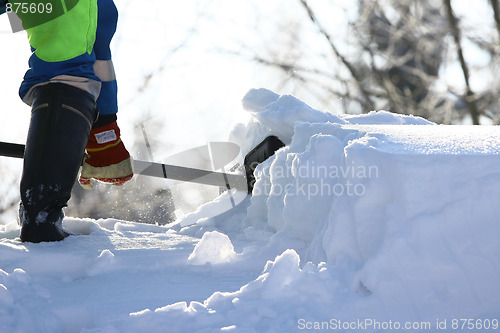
[{"left": 19, "top": 84, "right": 97, "bottom": 243}]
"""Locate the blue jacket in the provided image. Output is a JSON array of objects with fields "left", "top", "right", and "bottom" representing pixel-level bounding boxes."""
[{"left": 18, "top": 0, "right": 119, "bottom": 115}]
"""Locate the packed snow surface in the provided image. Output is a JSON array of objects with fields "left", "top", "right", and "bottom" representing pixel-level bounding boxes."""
[{"left": 1, "top": 88, "right": 500, "bottom": 332}]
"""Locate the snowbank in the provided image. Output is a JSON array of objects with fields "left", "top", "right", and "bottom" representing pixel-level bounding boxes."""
[
  {"left": 1, "top": 88, "right": 500, "bottom": 332},
  {"left": 172, "top": 89, "right": 500, "bottom": 331}
]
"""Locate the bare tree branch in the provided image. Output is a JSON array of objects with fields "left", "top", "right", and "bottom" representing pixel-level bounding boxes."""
[
  {"left": 299, "top": 0, "right": 375, "bottom": 112},
  {"left": 444, "top": 0, "right": 481, "bottom": 124}
]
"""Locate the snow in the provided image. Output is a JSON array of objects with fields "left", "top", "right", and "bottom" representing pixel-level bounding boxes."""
[
  {"left": 188, "top": 231, "right": 238, "bottom": 265},
  {"left": 1, "top": 88, "right": 500, "bottom": 332}
]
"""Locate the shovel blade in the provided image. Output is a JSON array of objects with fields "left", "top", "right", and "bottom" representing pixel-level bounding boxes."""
[{"left": 244, "top": 136, "right": 285, "bottom": 194}]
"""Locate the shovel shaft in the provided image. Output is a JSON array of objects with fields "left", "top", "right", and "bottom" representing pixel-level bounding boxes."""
[
  {"left": 0, "top": 141, "right": 248, "bottom": 191},
  {"left": 133, "top": 160, "right": 248, "bottom": 191}
]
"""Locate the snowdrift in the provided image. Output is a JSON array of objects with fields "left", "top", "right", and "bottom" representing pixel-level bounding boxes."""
[{"left": 1, "top": 88, "right": 500, "bottom": 332}]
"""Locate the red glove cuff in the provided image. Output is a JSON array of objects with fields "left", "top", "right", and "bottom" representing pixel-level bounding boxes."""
[{"left": 85, "top": 121, "right": 130, "bottom": 167}]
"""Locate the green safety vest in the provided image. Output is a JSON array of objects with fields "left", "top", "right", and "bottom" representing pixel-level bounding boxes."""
[{"left": 12, "top": 0, "right": 97, "bottom": 62}]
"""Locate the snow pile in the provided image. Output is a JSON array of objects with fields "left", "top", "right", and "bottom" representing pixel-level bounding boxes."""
[
  {"left": 161, "top": 89, "right": 500, "bottom": 331},
  {"left": 115, "top": 250, "right": 339, "bottom": 333},
  {"left": 1, "top": 88, "right": 500, "bottom": 332}
]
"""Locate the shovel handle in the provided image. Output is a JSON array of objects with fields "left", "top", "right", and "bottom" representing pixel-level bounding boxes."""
[{"left": 0, "top": 142, "right": 25, "bottom": 158}]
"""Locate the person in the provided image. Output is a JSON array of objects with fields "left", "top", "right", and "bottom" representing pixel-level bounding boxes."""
[{"left": 8, "top": 0, "right": 133, "bottom": 242}]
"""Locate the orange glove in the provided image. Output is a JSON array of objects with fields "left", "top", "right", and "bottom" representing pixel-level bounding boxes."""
[{"left": 79, "top": 121, "right": 133, "bottom": 189}]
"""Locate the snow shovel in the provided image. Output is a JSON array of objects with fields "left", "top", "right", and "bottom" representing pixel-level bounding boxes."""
[{"left": 0, "top": 136, "right": 284, "bottom": 194}]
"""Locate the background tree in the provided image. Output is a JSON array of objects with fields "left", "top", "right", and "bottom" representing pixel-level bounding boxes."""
[{"left": 243, "top": 0, "right": 500, "bottom": 124}]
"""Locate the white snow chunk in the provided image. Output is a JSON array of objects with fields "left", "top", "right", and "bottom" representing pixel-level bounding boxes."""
[
  {"left": 188, "top": 231, "right": 237, "bottom": 265},
  {"left": 86, "top": 249, "right": 116, "bottom": 276},
  {"left": 0, "top": 221, "right": 21, "bottom": 240},
  {"left": 242, "top": 88, "right": 280, "bottom": 113},
  {"left": 241, "top": 88, "right": 346, "bottom": 143}
]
